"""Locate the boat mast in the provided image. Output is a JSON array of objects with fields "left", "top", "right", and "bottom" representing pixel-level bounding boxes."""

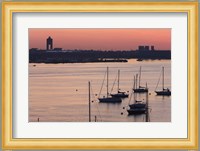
[
  {"left": 136, "top": 74, "right": 138, "bottom": 89},
  {"left": 134, "top": 76, "right": 136, "bottom": 101},
  {"left": 145, "top": 86, "right": 149, "bottom": 122},
  {"left": 89, "top": 81, "right": 91, "bottom": 122},
  {"left": 107, "top": 67, "right": 109, "bottom": 97},
  {"left": 118, "top": 70, "right": 120, "bottom": 92},
  {"left": 162, "top": 67, "right": 164, "bottom": 90},
  {"left": 139, "top": 66, "right": 141, "bottom": 87}
]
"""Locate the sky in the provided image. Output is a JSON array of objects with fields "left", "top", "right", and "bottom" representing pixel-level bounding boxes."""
[{"left": 29, "top": 28, "right": 171, "bottom": 50}]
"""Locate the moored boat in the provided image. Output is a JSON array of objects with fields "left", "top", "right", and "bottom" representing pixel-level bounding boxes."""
[
  {"left": 127, "top": 76, "right": 148, "bottom": 115},
  {"left": 133, "top": 66, "right": 148, "bottom": 93},
  {"left": 98, "top": 67, "right": 122, "bottom": 103},
  {"left": 155, "top": 67, "right": 171, "bottom": 96},
  {"left": 110, "top": 70, "right": 129, "bottom": 98}
]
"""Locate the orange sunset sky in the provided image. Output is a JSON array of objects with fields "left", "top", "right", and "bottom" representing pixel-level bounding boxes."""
[{"left": 29, "top": 28, "right": 171, "bottom": 50}]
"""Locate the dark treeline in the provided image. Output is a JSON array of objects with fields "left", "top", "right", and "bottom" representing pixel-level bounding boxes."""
[{"left": 29, "top": 50, "right": 171, "bottom": 63}]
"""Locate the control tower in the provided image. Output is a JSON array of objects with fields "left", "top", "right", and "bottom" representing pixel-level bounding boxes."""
[{"left": 46, "top": 36, "right": 53, "bottom": 50}]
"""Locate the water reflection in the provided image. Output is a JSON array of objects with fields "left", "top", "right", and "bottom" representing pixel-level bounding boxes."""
[{"left": 29, "top": 59, "right": 171, "bottom": 122}]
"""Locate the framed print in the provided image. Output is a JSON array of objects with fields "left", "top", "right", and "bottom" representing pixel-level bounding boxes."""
[{"left": 2, "top": 1, "right": 198, "bottom": 150}]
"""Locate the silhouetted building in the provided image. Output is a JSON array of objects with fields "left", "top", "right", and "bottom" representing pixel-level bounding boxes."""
[
  {"left": 138, "top": 46, "right": 145, "bottom": 51},
  {"left": 46, "top": 36, "right": 53, "bottom": 50},
  {"left": 144, "top": 46, "right": 149, "bottom": 51},
  {"left": 151, "top": 46, "right": 155, "bottom": 51},
  {"left": 138, "top": 45, "right": 155, "bottom": 51},
  {"left": 30, "top": 48, "right": 38, "bottom": 51},
  {"left": 53, "top": 48, "right": 62, "bottom": 51}
]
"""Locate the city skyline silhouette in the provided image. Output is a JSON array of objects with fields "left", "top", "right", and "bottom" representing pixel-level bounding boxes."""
[{"left": 29, "top": 28, "right": 171, "bottom": 51}]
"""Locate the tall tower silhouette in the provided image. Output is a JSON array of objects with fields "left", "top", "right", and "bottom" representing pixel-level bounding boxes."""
[{"left": 46, "top": 36, "right": 53, "bottom": 50}]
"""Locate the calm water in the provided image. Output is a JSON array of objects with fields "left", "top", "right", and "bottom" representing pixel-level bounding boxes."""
[{"left": 29, "top": 59, "right": 171, "bottom": 122}]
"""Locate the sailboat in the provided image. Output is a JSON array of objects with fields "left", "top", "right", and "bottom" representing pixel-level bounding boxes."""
[
  {"left": 127, "top": 76, "right": 148, "bottom": 115},
  {"left": 155, "top": 67, "right": 171, "bottom": 96},
  {"left": 98, "top": 67, "right": 122, "bottom": 103},
  {"left": 133, "top": 66, "right": 148, "bottom": 93},
  {"left": 127, "top": 100, "right": 147, "bottom": 115},
  {"left": 111, "top": 70, "right": 129, "bottom": 98}
]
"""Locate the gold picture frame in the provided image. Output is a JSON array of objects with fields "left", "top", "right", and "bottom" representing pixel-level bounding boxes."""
[{"left": 2, "top": 2, "right": 198, "bottom": 150}]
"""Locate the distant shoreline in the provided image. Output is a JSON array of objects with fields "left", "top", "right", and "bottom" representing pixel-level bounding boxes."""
[
  {"left": 29, "top": 50, "right": 171, "bottom": 64},
  {"left": 30, "top": 59, "right": 128, "bottom": 64},
  {"left": 29, "top": 58, "right": 171, "bottom": 64}
]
